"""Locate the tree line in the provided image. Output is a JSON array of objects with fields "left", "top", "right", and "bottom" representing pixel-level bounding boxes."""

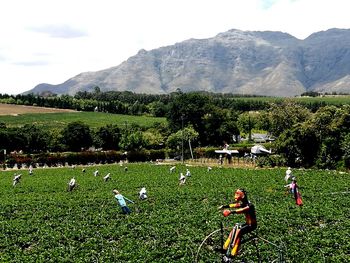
[{"left": 1, "top": 91, "right": 350, "bottom": 170}]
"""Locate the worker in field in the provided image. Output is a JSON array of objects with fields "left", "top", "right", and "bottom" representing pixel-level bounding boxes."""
[
  {"left": 285, "top": 167, "right": 293, "bottom": 183},
  {"left": 285, "top": 177, "right": 303, "bottom": 206},
  {"left": 139, "top": 187, "right": 148, "bottom": 200},
  {"left": 179, "top": 172, "right": 186, "bottom": 185},
  {"left": 67, "top": 177, "right": 76, "bottom": 191},
  {"left": 13, "top": 173, "right": 22, "bottom": 187},
  {"left": 29, "top": 165, "right": 34, "bottom": 175},
  {"left": 113, "top": 189, "right": 134, "bottom": 214},
  {"left": 218, "top": 189, "right": 257, "bottom": 261},
  {"left": 103, "top": 173, "right": 111, "bottom": 182}
]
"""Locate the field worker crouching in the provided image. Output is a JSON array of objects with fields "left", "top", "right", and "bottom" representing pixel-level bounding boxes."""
[
  {"left": 139, "top": 187, "right": 148, "bottom": 200},
  {"left": 113, "top": 189, "right": 134, "bottom": 214},
  {"left": 68, "top": 177, "right": 76, "bottom": 191},
  {"left": 103, "top": 173, "right": 111, "bottom": 182},
  {"left": 179, "top": 173, "right": 186, "bottom": 185},
  {"left": 13, "top": 173, "right": 22, "bottom": 187},
  {"left": 219, "top": 189, "right": 257, "bottom": 260}
]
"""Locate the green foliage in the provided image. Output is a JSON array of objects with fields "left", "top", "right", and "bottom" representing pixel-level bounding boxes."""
[
  {"left": 166, "top": 126, "right": 199, "bottom": 149},
  {"left": 61, "top": 122, "right": 93, "bottom": 152},
  {"left": 341, "top": 133, "right": 350, "bottom": 168},
  {"left": 94, "top": 124, "right": 121, "bottom": 150},
  {"left": 2, "top": 92, "right": 350, "bottom": 169},
  {"left": 0, "top": 164, "right": 349, "bottom": 262},
  {"left": 0, "top": 112, "right": 166, "bottom": 130},
  {"left": 268, "top": 100, "right": 311, "bottom": 137},
  {"left": 119, "top": 130, "right": 146, "bottom": 151}
]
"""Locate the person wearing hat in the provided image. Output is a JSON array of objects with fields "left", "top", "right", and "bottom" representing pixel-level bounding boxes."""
[
  {"left": 218, "top": 189, "right": 257, "bottom": 259},
  {"left": 112, "top": 189, "right": 134, "bottom": 214}
]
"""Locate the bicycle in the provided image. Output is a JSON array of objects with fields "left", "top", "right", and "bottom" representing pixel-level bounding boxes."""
[{"left": 195, "top": 223, "right": 285, "bottom": 263}]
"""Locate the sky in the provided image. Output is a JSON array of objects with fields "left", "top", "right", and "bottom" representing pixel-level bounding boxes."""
[{"left": 0, "top": 0, "right": 349, "bottom": 95}]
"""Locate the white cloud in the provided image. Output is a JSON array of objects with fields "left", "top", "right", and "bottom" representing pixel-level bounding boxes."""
[
  {"left": 28, "top": 25, "right": 88, "bottom": 38},
  {"left": 0, "top": 0, "right": 349, "bottom": 95}
]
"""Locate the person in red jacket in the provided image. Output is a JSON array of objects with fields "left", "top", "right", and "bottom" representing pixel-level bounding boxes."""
[{"left": 219, "top": 188, "right": 257, "bottom": 260}]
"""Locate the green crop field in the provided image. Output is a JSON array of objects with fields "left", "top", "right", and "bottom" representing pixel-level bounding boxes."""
[
  {"left": 0, "top": 112, "right": 166, "bottom": 129},
  {"left": 1, "top": 164, "right": 349, "bottom": 262}
]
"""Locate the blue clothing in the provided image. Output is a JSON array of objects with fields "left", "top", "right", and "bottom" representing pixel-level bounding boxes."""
[
  {"left": 121, "top": 206, "right": 131, "bottom": 214},
  {"left": 115, "top": 194, "right": 128, "bottom": 207},
  {"left": 114, "top": 193, "right": 133, "bottom": 214}
]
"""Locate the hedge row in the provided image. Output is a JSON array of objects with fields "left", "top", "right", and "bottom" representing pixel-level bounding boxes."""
[
  {"left": 3, "top": 150, "right": 167, "bottom": 168},
  {"left": 2, "top": 145, "right": 284, "bottom": 169}
]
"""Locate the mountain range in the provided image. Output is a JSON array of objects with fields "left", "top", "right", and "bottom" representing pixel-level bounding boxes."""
[{"left": 26, "top": 28, "right": 350, "bottom": 97}]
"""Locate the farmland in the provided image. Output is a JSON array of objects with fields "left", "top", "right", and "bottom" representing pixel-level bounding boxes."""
[
  {"left": 1, "top": 164, "right": 349, "bottom": 262},
  {"left": 0, "top": 103, "right": 77, "bottom": 116},
  {"left": 0, "top": 105, "right": 166, "bottom": 129}
]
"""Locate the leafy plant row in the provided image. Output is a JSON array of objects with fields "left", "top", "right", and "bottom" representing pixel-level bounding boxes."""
[{"left": 0, "top": 164, "right": 349, "bottom": 262}]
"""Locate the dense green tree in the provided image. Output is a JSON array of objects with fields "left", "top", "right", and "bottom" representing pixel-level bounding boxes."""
[
  {"left": 19, "top": 124, "right": 49, "bottom": 153},
  {"left": 275, "top": 123, "right": 319, "bottom": 167},
  {"left": 166, "top": 93, "right": 210, "bottom": 133},
  {"left": 47, "top": 128, "right": 64, "bottom": 152},
  {"left": 268, "top": 101, "right": 311, "bottom": 137},
  {"left": 166, "top": 126, "right": 199, "bottom": 150},
  {"left": 147, "top": 101, "right": 167, "bottom": 117},
  {"left": 254, "top": 111, "right": 271, "bottom": 132},
  {"left": 143, "top": 130, "right": 164, "bottom": 149},
  {"left": 275, "top": 105, "right": 350, "bottom": 168},
  {"left": 119, "top": 130, "right": 145, "bottom": 151},
  {"left": 95, "top": 124, "right": 121, "bottom": 150},
  {"left": 341, "top": 133, "right": 350, "bottom": 168},
  {"left": 237, "top": 112, "right": 257, "bottom": 140},
  {"left": 202, "top": 107, "right": 239, "bottom": 146},
  {"left": 61, "top": 122, "right": 93, "bottom": 151}
]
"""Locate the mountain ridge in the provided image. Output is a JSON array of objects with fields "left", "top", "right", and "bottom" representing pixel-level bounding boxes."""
[{"left": 25, "top": 28, "right": 350, "bottom": 97}]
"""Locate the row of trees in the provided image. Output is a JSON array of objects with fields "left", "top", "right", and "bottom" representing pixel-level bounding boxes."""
[
  {"left": 0, "top": 122, "right": 162, "bottom": 153},
  {"left": 1, "top": 91, "right": 350, "bottom": 169},
  {"left": 0, "top": 90, "right": 329, "bottom": 118}
]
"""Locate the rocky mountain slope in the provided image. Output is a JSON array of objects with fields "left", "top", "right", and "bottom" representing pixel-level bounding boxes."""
[{"left": 26, "top": 28, "right": 350, "bottom": 97}]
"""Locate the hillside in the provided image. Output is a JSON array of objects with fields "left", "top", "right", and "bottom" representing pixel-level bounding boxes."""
[{"left": 26, "top": 28, "right": 350, "bottom": 97}]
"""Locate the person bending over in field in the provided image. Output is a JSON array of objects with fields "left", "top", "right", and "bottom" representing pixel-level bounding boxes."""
[
  {"left": 113, "top": 189, "right": 134, "bottom": 214},
  {"left": 139, "top": 187, "right": 147, "bottom": 200},
  {"left": 218, "top": 189, "right": 257, "bottom": 261},
  {"left": 179, "top": 172, "right": 186, "bottom": 185},
  {"left": 67, "top": 177, "right": 76, "bottom": 191},
  {"left": 13, "top": 173, "right": 22, "bottom": 187}
]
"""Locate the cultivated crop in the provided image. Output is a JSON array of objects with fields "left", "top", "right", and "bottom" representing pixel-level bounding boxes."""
[
  {"left": 0, "top": 164, "right": 349, "bottom": 262},
  {"left": 0, "top": 111, "right": 166, "bottom": 129}
]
